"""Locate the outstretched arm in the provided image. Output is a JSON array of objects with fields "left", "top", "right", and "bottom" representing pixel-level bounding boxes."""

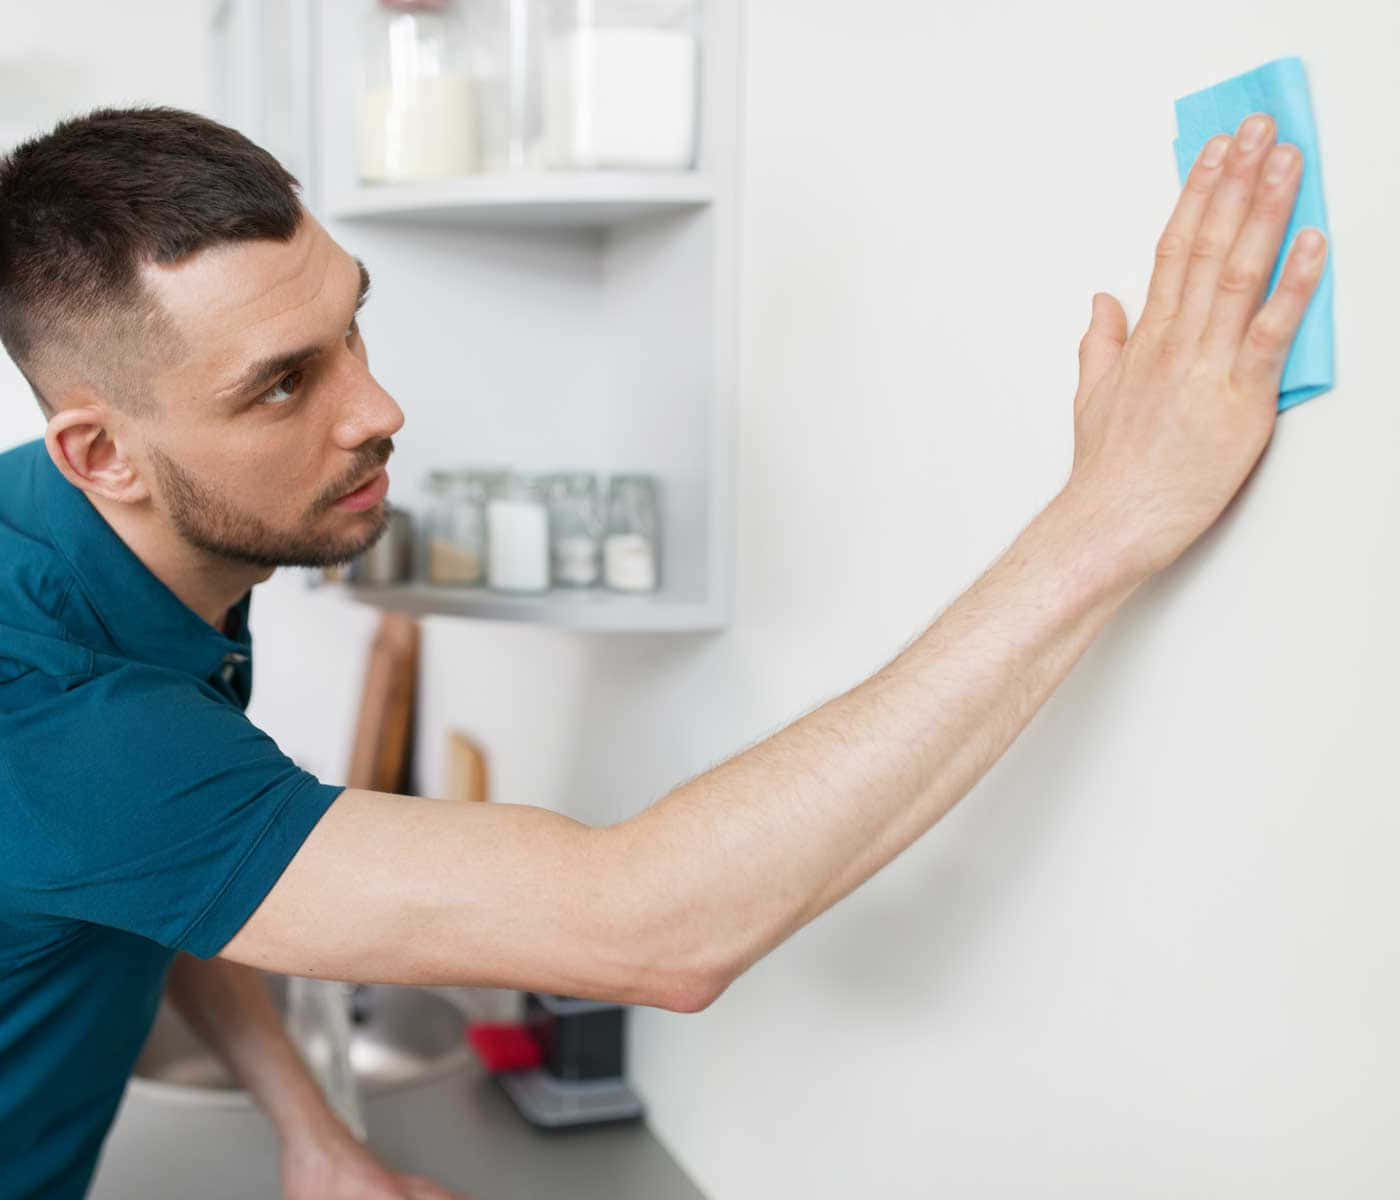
[{"left": 604, "top": 115, "right": 1326, "bottom": 1005}]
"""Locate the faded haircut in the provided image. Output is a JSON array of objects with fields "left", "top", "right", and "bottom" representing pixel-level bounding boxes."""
[{"left": 0, "top": 105, "right": 303, "bottom": 418}]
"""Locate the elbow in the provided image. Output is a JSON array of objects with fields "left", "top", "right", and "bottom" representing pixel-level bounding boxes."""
[
  {"left": 656, "top": 967, "right": 728, "bottom": 1014},
  {"left": 589, "top": 822, "right": 733, "bottom": 1014}
]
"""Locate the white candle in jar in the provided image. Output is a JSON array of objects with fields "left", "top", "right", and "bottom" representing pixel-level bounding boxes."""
[{"left": 488, "top": 499, "right": 550, "bottom": 592}]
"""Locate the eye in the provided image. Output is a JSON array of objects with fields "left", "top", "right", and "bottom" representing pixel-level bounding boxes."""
[{"left": 258, "top": 370, "right": 304, "bottom": 407}]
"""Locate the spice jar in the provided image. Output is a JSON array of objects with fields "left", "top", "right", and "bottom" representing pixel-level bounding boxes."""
[
  {"left": 487, "top": 473, "right": 551, "bottom": 592},
  {"left": 359, "top": 0, "right": 479, "bottom": 181},
  {"left": 423, "top": 470, "right": 486, "bottom": 586},
  {"left": 545, "top": 472, "right": 602, "bottom": 587},
  {"left": 603, "top": 475, "right": 659, "bottom": 592}
]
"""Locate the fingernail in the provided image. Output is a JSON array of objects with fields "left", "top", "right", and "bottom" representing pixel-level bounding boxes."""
[
  {"left": 1201, "top": 137, "right": 1229, "bottom": 167},
  {"left": 1298, "top": 230, "right": 1325, "bottom": 260},
  {"left": 1263, "top": 144, "right": 1295, "bottom": 184},
  {"left": 1238, "top": 114, "right": 1270, "bottom": 151}
]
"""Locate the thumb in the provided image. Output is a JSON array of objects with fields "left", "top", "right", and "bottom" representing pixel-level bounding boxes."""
[{"left": 1076, "top": 292, "right": 1127, "bottom": 409}]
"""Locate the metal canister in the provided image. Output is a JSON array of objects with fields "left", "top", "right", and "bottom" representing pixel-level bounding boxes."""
[{"left": 349, "top": 505, "right": 415, "bottom": 584}]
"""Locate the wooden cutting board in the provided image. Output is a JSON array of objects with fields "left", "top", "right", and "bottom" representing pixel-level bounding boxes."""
[
  {"left": 346, "top": 611, "right": 419, "bottom": 794},
  {"left": 444, "top": 731, "right": 489, "bottom": 804}
]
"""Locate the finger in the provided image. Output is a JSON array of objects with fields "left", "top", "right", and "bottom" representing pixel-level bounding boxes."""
[
  {"left": 1174, "top": 112, "right": 1278, "bottom": 341},
  {"left": 1075, "top": 292, "right": 1127, "bottom": 418},
  {"left": 403, "top": 1175, "right": 473, "bottom": 1200},
  {"left": 1228, "top": 226, "right": 1327, "bottom": 400},
  {"left": 1139, "top": 133, "right": 1233, "bottom": 326},
  {"left": 1199, "top": 141, "right": 1302, "bottom": 360}
]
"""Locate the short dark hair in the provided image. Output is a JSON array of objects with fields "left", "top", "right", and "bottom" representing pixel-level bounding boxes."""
[{"left": 0, "top": 105, "right": 303, "bottom": 417}]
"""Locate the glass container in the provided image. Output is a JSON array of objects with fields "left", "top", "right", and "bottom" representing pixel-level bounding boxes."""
[
  {"left": 468, "top": 0, "right": 546, "bottom": 170},
  {"left": 422, "top": 470, "right": 487, "bottom": 586},
  {"left": 603, "top": 474, "right": 659, "bottom": 592},
  {"left": 536, "top": 0, "right": 700, "bottom": 170},
  {"left": 359, "top": 0, "right": 479, "bottom": 181},
  {"left": 545, "top": 472, "right": 602, "bottom": 587},
  {"left": 286, "top": 977, "right": 368, "bottom": 1142},
  {"left": 487, "top": 472, "right": 551, "bottom": 592}
]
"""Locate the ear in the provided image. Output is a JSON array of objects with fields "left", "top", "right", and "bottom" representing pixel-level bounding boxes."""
[{"left": 44, "top": 405, "right": 151, "bottom": 504}]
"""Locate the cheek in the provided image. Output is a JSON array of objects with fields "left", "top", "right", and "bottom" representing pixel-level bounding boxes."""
[{"left": 223, "top": 429, "right": 327, "bottom": 505}]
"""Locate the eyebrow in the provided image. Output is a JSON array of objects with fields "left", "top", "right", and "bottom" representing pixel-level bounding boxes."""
[{"left": 215, "top": 257, "right": 372, "bottom": 403}]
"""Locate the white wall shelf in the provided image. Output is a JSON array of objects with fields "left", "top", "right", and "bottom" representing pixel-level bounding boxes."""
[
  {"left": 342, "top": 583, "right": 725, "bottom": 632},
  {"left": 328, "top": 173, "right": 714, "bottom": 229},
  {"left": 210, "top": 0, "right": 739, "bottom": 634}
]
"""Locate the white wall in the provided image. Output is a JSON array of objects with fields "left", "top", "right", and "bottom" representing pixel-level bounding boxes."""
[
  {"left": 5, "top": 2, "right": 1399, "bottom": 1197},
  {"left": 0, "top": 1, "right": 211, "bottom": 449}
]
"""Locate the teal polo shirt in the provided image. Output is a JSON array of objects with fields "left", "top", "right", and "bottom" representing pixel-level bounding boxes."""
[{"left": 0, "top": 437, "right": 345, "bottom": 1199}]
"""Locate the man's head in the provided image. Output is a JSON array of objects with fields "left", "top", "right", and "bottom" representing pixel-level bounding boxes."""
[{"left": 0, "top": 105, "right": 403, "bottom": 569}]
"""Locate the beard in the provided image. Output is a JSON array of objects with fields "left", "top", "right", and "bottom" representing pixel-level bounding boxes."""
[{"left": 147, "top": 439, "right": 394, "bottom": 569}]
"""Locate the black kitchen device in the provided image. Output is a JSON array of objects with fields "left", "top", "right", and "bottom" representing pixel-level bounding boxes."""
[{"left": 496, "top": 993, "right": 646, "bottom": 1129}]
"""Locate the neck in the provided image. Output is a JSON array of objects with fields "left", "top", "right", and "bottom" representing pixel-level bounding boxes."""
[{"left": 87, "top": 493, "right": 274, "bottom": 632}]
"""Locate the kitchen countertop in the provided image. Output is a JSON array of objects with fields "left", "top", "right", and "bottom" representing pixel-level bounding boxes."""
[{"left": 90, "top": 1051, "right": 708, "bottom": 1199}]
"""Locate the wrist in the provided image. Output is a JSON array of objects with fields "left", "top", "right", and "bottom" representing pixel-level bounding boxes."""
[
  {"left": 267, "top": 1071, "right": 351, "bottom": 1149},
  {"left": 279, "top": 1100, "right": 358, "bottom": 1153},
  {"left": 1028, "top": 482, "right": 1153, "bottom": 612}
]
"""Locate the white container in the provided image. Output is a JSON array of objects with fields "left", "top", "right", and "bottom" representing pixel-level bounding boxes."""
[
  {"left": 359, "top": 0, "right": 481, "bottom": 181},
  {"left": 487, "top": 475, "right": 551, "bottom": 592},
  {"left": 361, "top": 74, "right": 479, "bottom": 180},
  {"left": 538, "top": 0, "right": 699, "bottom": 170}
]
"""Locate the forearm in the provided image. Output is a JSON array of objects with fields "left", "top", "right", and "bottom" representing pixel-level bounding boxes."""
[
  {"left": 611, "top": 485, "right": 1145, "bottom": 1001},
  {"left": 163, "top": 953, "right": 343, "bottom": 1146}
]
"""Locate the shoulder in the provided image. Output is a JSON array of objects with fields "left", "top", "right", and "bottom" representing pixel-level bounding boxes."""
[{"left": 1, "top": 659, "right": 284, "bottom": 802}]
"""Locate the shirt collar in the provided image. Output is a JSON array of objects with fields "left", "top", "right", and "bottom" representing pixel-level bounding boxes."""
[{"left": 37, "top": 445, "right": 255, "bottom": 688}]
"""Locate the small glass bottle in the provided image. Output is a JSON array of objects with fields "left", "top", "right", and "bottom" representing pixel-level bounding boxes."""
[
  {"left": 359, "top": 0, "right": 479, "bottom": 182},
  {"left": 545, "top": 472, "right": 602, "bottom": 587},
  {"left": 603, "top": 474, "right": 659, "bottom": 592},
  {"left": 487, "top": 472, "right": 551, "bottom": 593},
  {"left": 423, "top": 470, "right": 486, "bottom": 586}
]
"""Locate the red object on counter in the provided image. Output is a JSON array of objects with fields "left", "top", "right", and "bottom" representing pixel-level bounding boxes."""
[{"left": 467, "top": 1023, "right": 544, "bottom": 1073}]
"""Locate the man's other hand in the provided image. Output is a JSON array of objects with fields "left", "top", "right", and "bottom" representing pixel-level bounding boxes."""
[{"left": 280, "top": 1118, "right": 478, "bottom": 1200}]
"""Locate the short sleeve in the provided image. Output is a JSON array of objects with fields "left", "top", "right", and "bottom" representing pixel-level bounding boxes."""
[{"left": 0, "top": 661, "right": 345, "bottom": 958}]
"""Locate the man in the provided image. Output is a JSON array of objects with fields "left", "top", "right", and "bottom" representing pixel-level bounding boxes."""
[{"left": 0, "top": 104, "right": 1324, "bottom": 1199}]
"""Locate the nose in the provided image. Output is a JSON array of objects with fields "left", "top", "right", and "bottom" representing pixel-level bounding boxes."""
[{"left": 332, "top": 360, "right": 404, "bottom": 451}]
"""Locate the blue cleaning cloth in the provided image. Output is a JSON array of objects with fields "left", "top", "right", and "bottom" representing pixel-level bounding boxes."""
[{"left": 1172, "top": 56, "right": 1335, "bottom": 411}]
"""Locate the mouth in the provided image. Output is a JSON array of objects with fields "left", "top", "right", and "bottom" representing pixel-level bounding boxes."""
[{"left": 333, "top": 468, "right": 390, "bottom": 512}]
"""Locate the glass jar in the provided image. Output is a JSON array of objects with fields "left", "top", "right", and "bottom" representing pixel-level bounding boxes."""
[
  {"left": 536, "top": 0, "right": 700, "bottom": 170},
  {"left": 423, "top": 470, "right": 486, "bottom": 585},
  {"left": 545, "top": 472, "right": 602, "bottom": 587},
  {"left": 359, "top": 0, "right": 479, "bottom": 181},
  {"left": 467, "top": 0, "right": 545, "bottom": 171},
  {"left": 487, "top": 472, "right": 551, "bottom": 592},
  {"left": 603, "top": 474, "right": 659, "bottom": 592}
]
